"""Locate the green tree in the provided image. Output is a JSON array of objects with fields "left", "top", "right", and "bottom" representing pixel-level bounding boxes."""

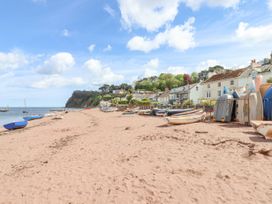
[{"left": 191, "top": 72, "right": 199, "bottom": 83}]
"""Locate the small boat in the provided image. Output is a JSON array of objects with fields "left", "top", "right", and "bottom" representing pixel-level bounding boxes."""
[
  {"left": 166, "top": 109, "right": 193, "bottom": 116},
  {"left": 138, "top": 110, "right": 151, "bottom": 116},
  {"left": 166, "top": 112, "right": 206, "bottom": 125},
  {"left": 0, "top": 108, "right": 9, "bottom": 112},
  {"left": 251, "top": 120, "right": 272, "bottom": 140},
  {"left": 171, "top": 109, "right": 203, "bottom": 117},
  {"left": 23, "top": 115, "right": 44, "bottom": 121},
  {"left": 3, "top": 121, "right": 28, "bottom": 130}
]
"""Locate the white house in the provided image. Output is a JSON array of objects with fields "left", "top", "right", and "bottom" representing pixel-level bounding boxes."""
[
  {"left": 169, "top": 83, "right": 203, "bottom": 105},
  {"left": 202, "top": 54, "right": 272, "bottom": 99},
  {"left": 157, "top": 90, "right": 170, "bottom": 106}
]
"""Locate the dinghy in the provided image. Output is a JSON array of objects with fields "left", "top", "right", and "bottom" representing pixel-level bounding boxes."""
[
  {"left": 3, "top": 121, "right": 28, "bottom": 130},
  {"left": 23, "top": 115, "right": 44, "bottom": 121},
  {"left": 251, "top": 120, "right": 272, "bottom": 140},
  {"left": 171, "top": 109, "right": 202, "bottom": 117},
  {"left": 166, "top": 112, "right": 206, "bottom": 125}
]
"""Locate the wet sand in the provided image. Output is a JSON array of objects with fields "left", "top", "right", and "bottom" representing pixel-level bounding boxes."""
[{"left": 0, "top": 109, "right": 271, "bottom": 203}]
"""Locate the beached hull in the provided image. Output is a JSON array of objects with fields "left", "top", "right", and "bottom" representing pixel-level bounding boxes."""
[
  {"left": 166, "top": 113, "right": 206, "bottom": 125},
  {"left": 251, "top": 120, "right": 272, "bottom": 139},
  {"left": 3, "top": 121, "right": 28, "bottom": 130},
  {"left": 23, "top": 115, "right": 44, "bottom": 121}
]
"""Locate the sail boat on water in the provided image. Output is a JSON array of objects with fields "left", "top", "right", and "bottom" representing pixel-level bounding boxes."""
[{"left": 22, "top": 99, "right": 28, "bottom": 114}]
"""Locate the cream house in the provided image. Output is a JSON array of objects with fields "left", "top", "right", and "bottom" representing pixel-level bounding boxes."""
[{"left": 202, "top": 54, "right": 272, "bottom": 99}]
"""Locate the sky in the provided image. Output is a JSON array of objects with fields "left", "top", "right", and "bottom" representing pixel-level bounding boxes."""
[{"left": 0, "top": 0, "right": 272, "bottom": 107}]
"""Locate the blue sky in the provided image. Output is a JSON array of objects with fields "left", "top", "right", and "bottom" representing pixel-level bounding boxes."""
[{"left": 0, "top": 0, "right": 272, "bottom": 107}]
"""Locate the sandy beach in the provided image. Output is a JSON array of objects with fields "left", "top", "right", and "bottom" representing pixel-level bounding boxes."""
[{"left": 0, "top": 109, "right": 272, "bottom": 203}]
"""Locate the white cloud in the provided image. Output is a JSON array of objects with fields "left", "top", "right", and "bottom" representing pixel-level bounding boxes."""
[
  {"left": 197, "top": 59, "right": 220, "bottom": 71},
  {"left": 0, "top": 50, "right": 29, "bottom": 71},
  {"left": 103, "top": 44, "right": 112, "bottom": 52},
  {"left": 62, "top": 29, "right": 71, "bottom": 37},
  {"left": 88, "top": 44, "right": 96, "bottom": 52},
  {"left": 167, "top": 66, "right": 185, "bottom": 74},
  {"left": 268, "top": 0, "right": 272, "bottom": 10},
  {"left": 104, "top": 4, "right": 116, "bottom": 17},
  {"left": 144, "top": 58, "right": 159, "bottom": 77},
  {"left": 37, "top": 52, "right": 75, "bottom": 75},
  {"left": 118, "top": 0, "right": 180, "bottom": 31},
  {"left": 32, "top": 75, "right": 85, "bottom": 89},
  {"left": 181, "top": 0, "right": 240, "bottom": 10},
  {"left": 84, "top": 59, "right": 124, "bottom": 84},
  {"left": 235, "top": 22, "right": 272, "bottom": 44},
  {"left": 127, "top": 17, "right": 195, "bottom": 53}
]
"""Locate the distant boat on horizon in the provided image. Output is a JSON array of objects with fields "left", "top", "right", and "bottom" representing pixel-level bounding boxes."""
[{"left": 0, "top": 106, "right": 9, "bottom": 112}]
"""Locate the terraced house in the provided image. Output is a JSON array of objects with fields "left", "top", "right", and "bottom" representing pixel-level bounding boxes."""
[{"left": 202, "top": 53, "right": 272, "bottom": 100}]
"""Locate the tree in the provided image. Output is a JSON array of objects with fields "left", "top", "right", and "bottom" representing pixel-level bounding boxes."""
[
  {"left": 191, "top": 72, "right": 199, "bottom": 83},
  {"left": 99, "top": 84, "right": 110, "bottom": 93},
  {"left": 183, "top": 74, "right": 192, "bottom": 84}
]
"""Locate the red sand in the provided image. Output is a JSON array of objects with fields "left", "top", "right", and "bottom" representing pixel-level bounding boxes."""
[{"left": 0, "top": 109, "right": 271, "bottom": 203}]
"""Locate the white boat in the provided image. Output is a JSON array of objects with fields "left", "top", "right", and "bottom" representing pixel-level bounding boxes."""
[
  {"left": 166, "top": 112, "right": 206, "bottom": 125},
  {"left": 251, "top": 120, "right": 272, "bottom": 140},
  {"left": 0, "top": 108, "right": 9, "bottom": 112}
]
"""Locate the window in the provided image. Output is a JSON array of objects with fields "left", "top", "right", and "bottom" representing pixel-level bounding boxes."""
[
  {"left": 230, "top": 80, "right": 234, "bottom": 85},
  {"left": 218, "top": 82, "right": 221, "bottom": 87},
  {"left": 207, "top": 91, "right": 211, "bottom": 98},
  {"left": 208, "top": 84, "right": 210, "bottom": 88},
  {"left": 196, "top": 86, "right": 198, "bottom": 91},
  {"left": 218, "top": 90, "right": 221, "bottom": 97}
]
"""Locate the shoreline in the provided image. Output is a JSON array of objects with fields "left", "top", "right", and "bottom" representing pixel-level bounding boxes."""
[{"left": 0, "top": 109, "right": 271, "bottom": 203}]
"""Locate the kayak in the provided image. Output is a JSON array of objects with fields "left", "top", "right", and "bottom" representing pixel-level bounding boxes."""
[
  {"left": 3, "top": 121, "right": 28, "bottom": 130},
  {"left": 23, "top": 115, "right": 44, "bottom": 121}
]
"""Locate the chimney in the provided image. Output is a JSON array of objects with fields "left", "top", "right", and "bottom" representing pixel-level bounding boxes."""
[{"left": 250, "top": 59, "right": 258, "bottom": 69}]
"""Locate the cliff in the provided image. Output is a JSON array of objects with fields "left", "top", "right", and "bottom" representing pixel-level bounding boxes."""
[{"left": 65, "top": 90, "right": 101, "bottom": 108}]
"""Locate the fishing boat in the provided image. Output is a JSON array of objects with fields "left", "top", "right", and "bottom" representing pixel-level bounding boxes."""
[
  {"left": 166, "top": 108, "right": 193, "bottom": 116},
  {"left": 23, "top": 115, "right": 44, "bottom": 121},
  {"left": 166, "top": 112, "right": 206, "bottom": 125},
  {"left": 3, "top": 121, "right": 28, "bottom": 130},
  {"left": 251, "top": 120, "right": 272, "bottom": 140}
]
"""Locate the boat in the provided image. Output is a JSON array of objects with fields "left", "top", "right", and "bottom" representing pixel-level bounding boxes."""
[
  {"left": 263, "top": 87, "right": 272, "bottom": 120},
  {"left": 166, "top": 112, "right": 206, "bottom": 125},
  {"left": 171, "top": 109, "right": 202, "bottom": 117},
  {"left": 166, "top": 108, "right": 193, "bottom": 116},
  {"left": 0, "top": 108, "right": 9, "bottom": 112},
  {"left": 251, "top": 120, "right": 272, "bottom": 140},
  {"left": 3, "top": 121, "right": 28, "bottom": 130},
  {"left": 214, "top": 94, "right": 234, "bottom": 122},
  {"left": 23, "top": 115, "right": 44, "bottom": 121}
]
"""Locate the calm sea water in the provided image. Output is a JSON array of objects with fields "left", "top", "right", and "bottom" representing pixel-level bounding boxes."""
[{"left": 0, "top": 107, "right": 66, "bottom": 126}]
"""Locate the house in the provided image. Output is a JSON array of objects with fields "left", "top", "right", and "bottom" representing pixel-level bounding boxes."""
[
  {"left": 202, "top": 53, "right": 272, "bottom": 99},
  {"left": 157, "top": 90, "right": 170, "bottom": 106},
  {"left": 112, "top": 89, "right": 125, "bottom": 95},
  {"left": 170, "top": 83, "right": 203, "bottom": 105},
  {"left": 132, "top": 91, "right": 158, "bottom": 101}
]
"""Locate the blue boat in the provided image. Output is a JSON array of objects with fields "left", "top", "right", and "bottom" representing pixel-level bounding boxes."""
[
  {"left": 23, "top": 115, "right": 44, "bottom": 121},
  {"left": 3, "top": 121, "right": 28, "bottom": 130},
  {"left": 263, "top": 87, "right": 272, "bottom": 120}
]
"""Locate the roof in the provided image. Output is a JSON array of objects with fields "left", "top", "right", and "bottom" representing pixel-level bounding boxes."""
[
  {"left": 204, "top": 68, "right": 247, "bottom": 83},
  {"left": 158, "top": 90, "right": 170, "bottom": 98},
  {"left": 170, "top": 84, "right": 197, "bottom": 94}
]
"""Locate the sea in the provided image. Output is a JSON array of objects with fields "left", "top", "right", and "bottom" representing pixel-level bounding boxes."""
[{"left": 0, "top": 107, "right": 66, "bottom": 126}]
